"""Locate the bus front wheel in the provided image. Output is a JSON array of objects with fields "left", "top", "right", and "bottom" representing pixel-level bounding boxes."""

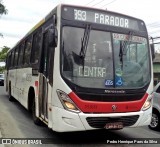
[
  {"left": 9, "top": 84, "right": 14, "bottom": 101},
  {"left": 32, "top": 98, "right": 41, "bottom": 125},
  {"left": 148, "top": 110, "right": 160, "bottom": 131}
]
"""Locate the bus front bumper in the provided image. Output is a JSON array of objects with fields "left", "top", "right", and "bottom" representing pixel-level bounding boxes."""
[{"left": 51, "top": 106, "right": 152, "bottom": 132}]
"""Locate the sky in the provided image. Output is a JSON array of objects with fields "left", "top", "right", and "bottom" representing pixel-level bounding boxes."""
[{"left": 0, "top": 0, "right": 160, "bottom": 49}]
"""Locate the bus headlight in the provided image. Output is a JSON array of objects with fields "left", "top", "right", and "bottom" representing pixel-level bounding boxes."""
[
  {"left": 57, "top": 90, "right": 80, "bottom": 113},
  {"left": 142, "top": 95, "right": 152, "bottom": 111}
]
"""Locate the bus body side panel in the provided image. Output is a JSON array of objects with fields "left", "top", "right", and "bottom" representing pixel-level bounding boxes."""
[{"left": 15, "top": 67, "right": 38, "bottom": 110}]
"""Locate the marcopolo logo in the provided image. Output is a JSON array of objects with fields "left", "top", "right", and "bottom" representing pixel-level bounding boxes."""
[{"left": 104, "top": 90, "right": 125, "bottom": 94}]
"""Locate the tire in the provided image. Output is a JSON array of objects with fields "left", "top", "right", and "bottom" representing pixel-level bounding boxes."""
[
  {"left": 148, "top": 111, "right": 160, "bottom": 131},
  {"left": 9, "top": 85, "right": 14, "bottom": 101},
  {"left": 32, "top": 98, "right": 41, "bottom": 125}
]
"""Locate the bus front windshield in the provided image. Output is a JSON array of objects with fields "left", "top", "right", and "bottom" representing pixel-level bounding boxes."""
[{"left": 62, "top": 26, "right": 150, "bottom": 89}]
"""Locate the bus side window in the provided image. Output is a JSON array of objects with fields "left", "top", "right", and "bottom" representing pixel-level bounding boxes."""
[
  {"left": 31, "top": 29, "right": 42, "bottom": 65},
  {"left": 48, "top": 45, "right": 55, "bottom": 86},
  {"left": 8, "top": 52, "right": 12, "bottom": 69},
  {"left": 18, "top": 43, "right": 25, "bottom": 66},
  {"left": 14, "top": 47, "right": 19, "bottom": 67},
  {"left": 24, "top": 38, "right": 32, "bottom": 65},
  {"left": 11, "top": 50, "right": 15, "bottom": 68}
]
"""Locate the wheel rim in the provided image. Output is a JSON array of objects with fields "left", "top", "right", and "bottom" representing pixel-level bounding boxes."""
[{"left": 150, "top": 113, "right": 159, "bottom": 128}]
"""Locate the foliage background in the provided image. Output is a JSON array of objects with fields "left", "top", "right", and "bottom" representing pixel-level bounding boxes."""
[
  {"left": 0, "top": 0, "right": 8, "bottom": 73},
  {"left": 0, "top": 46, "right": 10, "bottom": 73}
]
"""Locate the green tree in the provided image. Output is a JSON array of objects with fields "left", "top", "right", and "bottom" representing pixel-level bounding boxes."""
[
  {"left": 0, "top": 66, "right": 5, "bottom": 73},
  {"left": 0, "top": 0, "right": 8, "bottom": 37},
  {"left": 0, "top": 46, "right": 10, "bottom": 62},
  {"left": 0, "top": 0, "right": 7, "bottom": 15},
  {"left": 0, "top": 46, "right": 9, "bottom": 73}
]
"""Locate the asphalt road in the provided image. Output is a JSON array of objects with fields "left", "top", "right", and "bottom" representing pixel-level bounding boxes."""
[{"left": 0, "top": 86, "right": 160, "bottom": 147}]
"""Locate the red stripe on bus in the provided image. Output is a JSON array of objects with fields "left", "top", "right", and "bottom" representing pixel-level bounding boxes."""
[
  {"left": 35, "top": 81, "right": 38, "bottom": 87},
  {"left": 35, "top": 81, "right": 39, "bottom": 96},
  {"left": 68, "top": 92, "right": 148, "bottom": 113}
]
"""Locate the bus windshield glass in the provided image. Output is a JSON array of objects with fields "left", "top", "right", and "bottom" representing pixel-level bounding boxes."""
[{"left": 62, "top": 26, "right": 150, "bottom": 89}]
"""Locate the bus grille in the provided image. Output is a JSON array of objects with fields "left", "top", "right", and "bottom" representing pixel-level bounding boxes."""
[
  {"left": 86, "top": 115, "right": 139, "bottom": 128},
  {"left": 77, "top": 93, "right": 144, "bottom": 102}
]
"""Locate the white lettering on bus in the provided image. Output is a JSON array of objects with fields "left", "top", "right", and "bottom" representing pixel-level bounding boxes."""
[
  {"left": 115, "top": 17, "right": 119, "bottom": 26},
  {"left": 100, "top": 14, "right": 104, "bottom": 24},
  {"left": 110, "top": 16, "right": 114, "bottom": 26},
  {"left": 74, "top": 9, "right": 86, "bottom": 21},
  {"left": 95, "top": 13, "right": 99, "bottom": 22},
  {"left": 94, "top": 13, "right": 129, "bottom": 28},
  {"left": 125, "top": 19, "right": 129, "bottom": 28},
  {"left": 105, "top": 15, "right": 109, "bottom": 24},
  {"left": 78, "top": 66, "right": 106, "bottom": 78}
]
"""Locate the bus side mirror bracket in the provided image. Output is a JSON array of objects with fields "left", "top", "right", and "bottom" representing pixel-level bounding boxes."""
[
  {"left": 48, "top": 28, "right": 58, "bottom": 47},
  {"left": 150, "top": 43, "right": 155, "bottom": 60}
]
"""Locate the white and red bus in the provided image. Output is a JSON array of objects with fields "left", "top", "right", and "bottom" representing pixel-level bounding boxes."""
[{"left": 5, "top": 4, "right": 153, "bottom": 132}]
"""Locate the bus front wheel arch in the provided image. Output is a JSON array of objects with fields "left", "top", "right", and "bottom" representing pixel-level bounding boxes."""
[
  {"left": 28, "top": 87, "right": 41, "bottom": 125},
  {"left": 32, "top": 97, "right": 41, "bottom": 125}
]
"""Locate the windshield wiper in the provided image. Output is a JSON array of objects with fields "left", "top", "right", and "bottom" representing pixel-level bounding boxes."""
[
  {"left": 72, "top": 24, "right": 91, "bottom": 67},
  {"left": 119, "top": 31, "right": 134, "bottom": 69},
  {"left": 79, "top": 24, "right": 91, "bottom": 59},
  {"left": 119, "top": 41, "right": 123, "bottom": 69}
]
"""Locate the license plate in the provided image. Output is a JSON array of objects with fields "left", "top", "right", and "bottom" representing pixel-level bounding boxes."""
[{"left": 104, "top": 122, "right": 123, "bottom": 129}]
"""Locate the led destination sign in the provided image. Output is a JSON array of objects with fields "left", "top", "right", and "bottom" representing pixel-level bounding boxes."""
[
  {"left": 74, "top": 9, "right": 129, "bottom": 28},
  {"left": 62, "top": 6, "right": 146, "bottom": 31}
]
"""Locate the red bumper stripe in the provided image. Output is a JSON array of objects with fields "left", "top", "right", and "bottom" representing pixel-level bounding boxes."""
[{"left": 68, "top": 92, "right": 148, "bottom": 113}]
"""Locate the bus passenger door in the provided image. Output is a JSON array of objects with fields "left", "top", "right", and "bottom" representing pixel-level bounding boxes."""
[{"left": 39, "top": 27, "right": 55, "bottom": 122}]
